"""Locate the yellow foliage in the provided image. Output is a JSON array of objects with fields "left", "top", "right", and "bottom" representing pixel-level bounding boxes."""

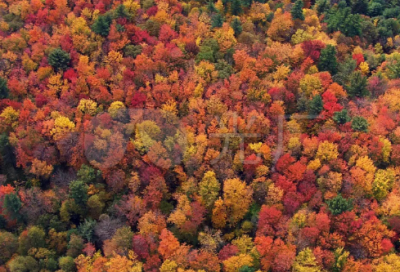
[
  {"left": 316, "top": 141, "right": 339, "bottom": 162},
  {"left": 78, "top": 99, "right": 98, "bottom": 115},
  {"left": 359, "top": 62, "right": 369, "bottom": 75},
  {"left": 273, "top": 65, "right": 291, "bottom": 81},
  {"left": 373, "top": 254, "right": 400, "bottom": 272},
  {"left": 223, "top": 254, "right": 253, "bottom": 272},
  {"left": 51, "top": 116, "right": 75, "bottom": 140},
  {"left": 299, "top": 74, "right": 323, "bottom": 97},
  {"left": 30, "top": 159, "right": 53, "bottom": 179},
  {"left": 108, "top": 101, "right": 126, "bottom": 118},
  {"left": 0, "top": 106, "right": 19, "bottom": 129},
  {"left": 223, "top": 178, "right": 253, "bottom": 226}
]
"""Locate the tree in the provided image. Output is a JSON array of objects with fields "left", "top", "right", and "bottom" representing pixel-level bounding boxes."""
[
  {"left": 327, "top": 195, "right": 353, "bottom": 215},
  {"left": 373, "top": 169, "right": 395, "bottom": 201},
  {"left": 292, "top": 248, "right": 322, "bottom": 272},
  {"left": 59, "top": 256, "right": 76, "bottom": 272},
  {"left": 92, "top": 14, "right": 112, "bottom": 36},
  {"left": 223, "top": 178, "right": 253, "bottom": 226},
  {"left": 351, "top": 116, "right": 369, "bottom": 132},
  {"left": 3, "top": 193, "right": 22, "bottom": 222},
  {"left": 318, "top": 45, "right": 338, "bottom": 75},
  {"left": 69, "top": 180, "right": 88, "bottom": 207},
  {"left": 347, "top": 71, "right": 368, "bottom": 98},
  {"left": 231, "top": 0, "right": 243, "bottom": 16},
  {"left": 48, "top": 48, "right": 71, "bottom": 71},
  {"left": 212, "top": 13, "right": 224, "bottom": 29},
  {"left": 231, "top": 17, "right": 243, "bottom": 36},
  {"left": 8, "top": 256, "right": 39, "bottom": 272},
  {"left": 0, "top": 231, "right": 18, "bottom": 264},
  {"left": 291, "top": 0, "right": 305, "bottom": 21},
  {"left": 333, "top": 109, "right": 351, "bottom": 125},
  {"left": 309, "top": 94, "right": 323, "bottom": 116},
  {"left": 0, "top": 77, "right": 9, "bottom": 99},
  {"left": 199, "top": 171, "right": 221, "bottom": 210}
]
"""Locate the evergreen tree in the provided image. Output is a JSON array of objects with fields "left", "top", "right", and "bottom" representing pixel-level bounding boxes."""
[
  {"left": 291, "top": 0, "right": 305, "bottom": 20},
  {"left": 48, "top": 48, "right": 71, "bottom": 71},
  {"left": 231, "top": 17, "right": 243, "bottom": 36},
  {"left": 231, "top": 0, "right": 243, "bottom": 15},
  {"left": 0, "top": 77, "right": 8, "bottom": 99},
  {"left": 318, "top": 45, "right": 338, "bottom": 75},
  {"left": 91, "top": 14, "right": 112, "bottom": 36},
  {"left": 351, "top": 116, "right": 369, "bottom": 132},
  {"left": 69, "top": 180, "right": 89, "bottom": 207},
  {"left": 207, "top": 1, "right": 217, "bottom": 13},
  {"left": 347, "top": 71, "right": 368, "bottom": 97},
  {"left": 114, "top": 4, "right": 130, "bottom": 19},
  {"left": 3, "top": 193, "right": 22, "bottom": 222},
  {"left": 211, "top": 13, "right": 224, "bottom": 28},
  {"left": 327, "top": 194, "right": 353, "bottom": 215},
  {"left": 333, "top": 109, "right": 351, "bottom": 124},
  {"left": 309, "top": 94, "right": 323, "bottom": 116}
]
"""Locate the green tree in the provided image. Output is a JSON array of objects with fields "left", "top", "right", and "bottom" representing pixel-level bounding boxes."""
[
  {"left": 333, "top": 109, "right": 351, "bottom": 124},
  {"left": 207, "top": 1, "right": 217, "bottom": 13},
  {"left": 351, "top": 116, "right": 369, "bottom": 132},
  {"left": 318, "top": 45, "right": 338, "bottom": 75},
  {"left": 327, "top": 194, "right": 353, "bottom": 215},
  {"left": 212, "top": 13, "right": 224, "bottom": 28},
  {"left": 77, "top": 164, "right": 100, "bottom": 183},
  {"left": 91, "top": 14, "right": 112, "bottom": 36},
  {"left": 0, "top": 231, "right": 18, "bottom": 264},
  {"left": 3, "top": 193, "right": 22, "bottom": 222},
  {"left": 8, "top": 256, "right": 39, "bottom": 272},
  {"left": 0, "top": 77, "right": 9, "bottom": 99},
  {"left": 231, "top": 0, "right": 243, "bottom": 15},
  {"left": 291, "top": 0, "right": 305, "bottom": 20},
  {"left": 48, "top": 48, "right": 71, "bottom": 71},
  {"left": 59, "top": 256, "right": 76, "bottom": 272},
  {"left": 69, "top": 180, "right": 89, "bottom": 207},
  {"left": 231, "top": 17, "right": 243, "bottom": 36},
  {"left": 347, "top": 71, "right": 368, "bottom": 98},
  {"left": 124, "top": 44, "right": 142, "bottom": 58},
  {"left": 309, "top": 94, "right": 323, "bottom": 116},
  {"left": 114, "top": 4, "right": 130, "bottom": 19},
  {"left": 78, "top": 219, "right": 96, "bottom": 242}
]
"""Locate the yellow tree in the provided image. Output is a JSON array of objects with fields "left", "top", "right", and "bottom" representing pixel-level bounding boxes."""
[{"left": 223, "top": 178, "right": 253, "bottom": 226}]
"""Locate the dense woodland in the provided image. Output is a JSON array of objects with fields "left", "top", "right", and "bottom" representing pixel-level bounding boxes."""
[{"left": 3, "top": 0, "right": 400, "bottom": 270}]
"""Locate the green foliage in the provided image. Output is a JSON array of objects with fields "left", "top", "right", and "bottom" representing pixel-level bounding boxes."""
[
  {"left": 327, "top": 194, "right": 353, "bottom": 215},
  {"left": 239, "top": 266, "right": 256, "bottom": 272},
  {"left": 0, "top": 231, "right": 18, "bottom": 264},
  {"left": 351, "top": 116, "right": 369, "bottom": 132},
  {"left": 231, "top": 0, "right": 243, "bottom": 15},
  {"left": 77, "top": 164, "right": 100, "bottom": 183},
  {"left": 78, "top": 219, "right": 96, "bottom": 242},
  {"left": 68, "top": 180, "right": 89, "bottom": 207},
  {"left": 212, "top": 13, "right": 224, "bottom": 28},
  {"left": 48, "top": 48, "right": 71, "bottom": 71},
  {"left": 91, "top": 14, "right": 112, "bottom": 36},
  {"left": 207, "top": 1, "right": 217, "bottom": 13},
  {"left": 0, "top": 77, "right": 9, "bottom": 99},
  {"left": 333, "top": 57, "right": 357, "bottom": 86},
  {"left": 114, "top": 4, "right": 130, "bottom": 19},
  {"left": 309, "top": 94, "right": 323, "bottom": 116},
  {"left": 333, "top": 109, "right": 351, "bottom": 124},
  {"left": 124, "top": 44, "right": 143, "bottom": 58},
  {"left": 231, "top": 17, "right": 243, "bottom": 36},
  {"left": 3, "top": 193, "right": 22, "bottom": 221},
  {"left": 59, "top": 256, "right": 76, "bottom": 272},
  {"left": 8, "top": 256, "right": 39, "bottom": 272},
  {"left": 325, "top": 4, "right": 362, "bottom": 37},
  {"left": 145, "top": 19, "right": 161, "bottom": 36},
  {"left": 291, "top": 0, "right": 305, "bottom": 20},
  {"left": 347, "top": 71, "right": 368, "bottom": 98},
  {"left": 215, "top": 59, "right": 234, "bottom": 79},
  {"left": 318, "top": 45, "right": 338, "bottom": 75}
]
